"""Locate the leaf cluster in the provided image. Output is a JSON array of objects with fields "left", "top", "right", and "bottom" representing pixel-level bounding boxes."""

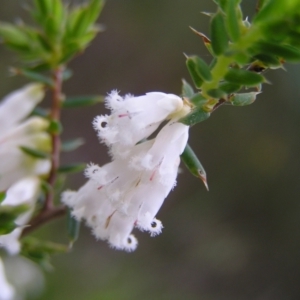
[
  {"left": 181, "top": 0, "right": 300, "bottom": 127},
  {"left": 0, "top": 0, "right": 105, "bottom": 69}
]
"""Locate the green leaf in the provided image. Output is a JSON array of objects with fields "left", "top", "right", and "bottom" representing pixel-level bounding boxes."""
[
  {"left": 206, "top": 88, "right": 226, "bottom": 99},
  {"left": 181, "top": 79, "right": 195, "bottom": 98},
  {"left": 219, "top": 81, "right": 241, "bottom": 93},
  {"left": 230, "top": 92, "right": 260, "bottom": 106},
  {"left": 253, "top": 41, "right": 300, "bottom": 62},
  {"left": 181, "top": 144, "right": 208, "bottom": 190},
  {"left": 0, "top": 23, "right": 29, "bottom": 47},
  {"left": 67, "top": 209, "right": 80, "bottom": 247},
  {"left": 253, "top": 54, "right": 282, "bottom": 67},
  {"left": 0, "top": 192, "right": 6, "bottom": 204},
  {"left": 62, "top": 95, "right": 104, "bottom": 108},
  {"left": 58, "top": 163, "right": 86, "bottom": 174},
  {"left": 189, "top": 93, "right": 207, "bottom": 107},
  {"left": 256, "top": 0, "right": 268, "bottom": 11},
  {"left": 225, "top": 0, "right": 241, "bottom": 42},
  {"left": 66, "top": 0, "right": 105, "bottom": 38},
  {"left": 61, "top": 138, "right": 85, "bottom": 152},
  {"left": 51, "top": 0, "right": 64, "bottom": 33},
  {"left": 186, "top": 55, "right": 212, "bottom": 85},
  {"left": 210, "top": 11, "right": 228, "bottom": 56},
  {"left": 10, "top": 68, "right": 53, "bottom": 87},
  {"left": 21, "top": 237, "right": 68, "bottom": 270},
  {"left": 224, "top": 68, "right": 265, "bottom": 86},
  {"left": 19, "top": 146, "right": 49, "bottom": 159},
  {"left": 186, "top": 57, "right": 203, "bottom": 89},
  {"left": 0, "top": 204, "right": 29, "bottom": 234},
  {"left": 0, "top": 222, "right": 17, "bottom": 235},
  {"left": 179, "top": 107, "right": 210, "bottom": 126},
  {"left": 48, "top": 120, "right": 63, "bottom": 134},
  {"left": 212, "top": 0, "right": 227, "bottom": 11},
  {"left": 40, "top": 180, "right": 53, "bottom": 194},
  {"left": 33, "top": 0, "right": 53, "bottom": 18}
]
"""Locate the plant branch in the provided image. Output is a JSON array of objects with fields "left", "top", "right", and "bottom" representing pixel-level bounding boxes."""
[
  {"left": 21, "top": 206, "right": 67, "bottom": 237},
  {"left": 45, "top": 67, "right": 63, "bottom": 211},
  {"left": 22, "top": 67, "right": 66, "bottom": 237}
]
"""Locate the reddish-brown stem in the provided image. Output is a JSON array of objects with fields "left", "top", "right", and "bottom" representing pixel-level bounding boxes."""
[
  {"left": 212, "top": 98, "right": 227, "bottom": 112},
  {"left": 44, "top": 68, "right": 63, "bottom": 211},
  {"left": 22, "top": 68, "right": 66, "bottom": 237},
  {"left": 21, "top": 206, "right": 67, "bottom": 237}
]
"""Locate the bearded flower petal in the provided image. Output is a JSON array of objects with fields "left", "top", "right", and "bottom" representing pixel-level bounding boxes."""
[{"left": 62, "top": 90, "right": 191, "bottom": 251}]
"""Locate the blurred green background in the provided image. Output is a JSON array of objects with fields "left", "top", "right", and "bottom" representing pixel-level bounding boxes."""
[{"left": 1, "top": 0, "right": 300, "bottom": 299}]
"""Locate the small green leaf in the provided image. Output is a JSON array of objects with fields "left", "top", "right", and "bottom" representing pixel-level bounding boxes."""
[
  {"left": 207, "top": 88, "right": 226, "bottom": 99},
  {"left": 179, "top": 107, "right": 210, "bottom": 126},
  {"left": 21, "top": 237, "right": 68, "bottom": 270},
  {"left": 67, "top": 209, "right": 80, "bottom": 247},
  {"left": 253, "top": 54, "right": 282, "bottom": 67},
  {"left": 58, "top": 163, "right": 86, "bottom": 174},
  {"left": 48, "top": 120, "right": 63, "bottom": 134},
  {"left": 0, "top": 23, "right": 29, "bottom": 47},
  {"left": 66, "top": 0, "right": 104, "bottom": 38},
  {"left": 61, "top": 138, "right": 85, "bottom": 152},
  {"left": 224, "top": 68, "right": 265, "bottom": 86},
  {"left": 210, "top": 11, "right": 229, "bottom": 56},
  {"left": 256, "top": 0, "right": 268, "bottom": 11},
  {"left": 253, "top": 41, "right": 300, "bottom": 62},
  {"left": 186, "top": 55, "right": 212, "bottom": 84},
  {"left": 181, "top": 79, "right": 195, "bottom": 98},
  {"left": 230, "top": 92, "right": 260, "bottom": 106},
  {"left": 20, "top": 146, "right": 49, "bottom": 159},
  {"left": 0, "top": 204, "right": 29, "bottom": 234},
  {"left": 225, "top": 0, "right": 241, "bottom": 42},
  {"left": 40, "top": 180, "right": 53, "bottom": 194},
  {"left": 212, "top": 0, "right": 227, "bottom": 11},
  {"left": 181, "top": 144, "right": 208, "bottom": 190},
  {"left": 33, "top": 0, "right": 53, "bottom": 19},
  {"left": 0, "top": 192, "right": 6, "bottom": 204},
  {"left": 0, "top": 222, "right": 17, "bottom": 235},
  {"left": 186, "top": 57, "right": 203, "bottom": 89},
  {"left": 10, "top": 68, "right": 53, "bottom": 87},
  {"left": 219, "top": 82, "right": 241, "bottom": 93},
  {"left": 62, "top": 95, "right": 104, "bottom": 108},
  {"left": 189, "top": 93, "right": 207, "bottom": 107}
]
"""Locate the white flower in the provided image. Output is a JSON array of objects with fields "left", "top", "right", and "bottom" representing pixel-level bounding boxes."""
[
  {"left": 0, "top": 84, "right": 51, "bottom": 190},
  {"left": 62, "top": 91, "right": 190, "bottom": 251},
  {"left": 93, "top": 91, "right": 186, "bottom": 158},
  {"left": 0, "top": 257, "right": 15, "bottom": 300},
  {"left": 0, "top": 177, "right": 40, "bottom": 255}
]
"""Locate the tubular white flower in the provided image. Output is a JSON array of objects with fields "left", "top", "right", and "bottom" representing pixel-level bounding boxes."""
[
  {"left": 63, "top": 91, "right": 190, "bottom": 251},
  {"left": 0, "top": 84, "right": 51, "bottom": 190},
  {"left": 0, "top": 257, "right": 15, "bottom": 300},
  {"left": 0, "top": 84, "right": 44, "bottom": 136},
  {"left": 0, "top": 177, "right": 40, "bottom": 255},
  {"left": 93, "top": 91, "right": 184, "bottom": 158}
]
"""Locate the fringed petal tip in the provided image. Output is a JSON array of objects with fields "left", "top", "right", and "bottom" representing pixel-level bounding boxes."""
[
  {"left": 92, "top": 115, "right": 109, "bottom": 132},
  {"left": 108, "top": 234, "right": 138, "bottom": 252},
  {"left": 137, "top": 218, "right": 163, "bottom": 237},
  {"left": 61, "top": 190, "right": 77, "bottom": 206}
]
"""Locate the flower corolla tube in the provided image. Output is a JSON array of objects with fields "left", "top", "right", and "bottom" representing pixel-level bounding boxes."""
[
  {"left": 0, "top": 84, "right": 51, "bottom": 191},
  {"left": 62, "top": 91, "right": 191, "bottom": 251}
]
